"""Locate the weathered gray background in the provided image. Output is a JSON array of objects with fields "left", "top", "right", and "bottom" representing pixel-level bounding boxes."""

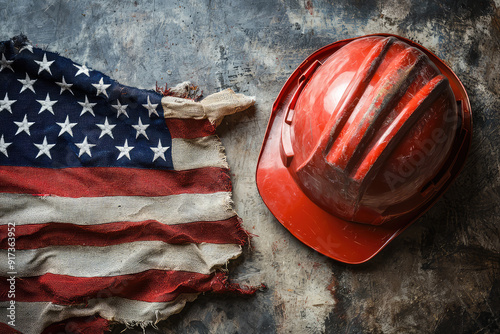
[{"left": 1, "top": 0, "right": 499, "bottom": 333}]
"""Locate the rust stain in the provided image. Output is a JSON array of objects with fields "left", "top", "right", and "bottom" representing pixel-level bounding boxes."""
[
  {"left": 326, "top": 274, "right": 338, "bottom": 303},
  {"left": 305, "top": 0, "right": 314, "bottom": 15},
  {"left": 271, "top": 241, "right": 279, "bottom": 254}
]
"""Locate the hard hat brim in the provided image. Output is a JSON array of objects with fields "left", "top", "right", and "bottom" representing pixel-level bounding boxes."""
[{"left": 256, "top": 34, "right": 472, "bottom": 264}]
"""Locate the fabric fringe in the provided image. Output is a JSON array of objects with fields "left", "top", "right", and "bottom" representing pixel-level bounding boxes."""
[
  {"left": 215, "top": 134, "right": 230, "bottom": 170},
  {"left": 0, "top": 34, "right": 29, "bottom": 55},
  {"left": 210, "top": 272, "right": 266, "bottom": 297},
  {"left": 156, "top": 81, "right": 203, "bottom": 101}
]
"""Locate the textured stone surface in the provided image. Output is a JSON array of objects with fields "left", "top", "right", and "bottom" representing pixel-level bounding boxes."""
[{"left": 1, "top": 0, "right": 499, "bottom": 333}]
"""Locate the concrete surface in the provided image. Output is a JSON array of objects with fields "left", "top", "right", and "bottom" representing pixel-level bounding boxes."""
[{"left": 1, "top": 0, "right": 499, "bottom": 333}]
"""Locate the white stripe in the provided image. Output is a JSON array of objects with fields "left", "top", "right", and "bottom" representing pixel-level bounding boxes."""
[
  {"left": 172, "top": 136, "right": 228, "bottom": 170},
  {"left": 1, "top": 294, "right": 199, "bottom": 334},
  {"left": 162, "top": 96, "right": 206, "bottom": 119},
  {"left": 0, "top": 192, "right": 234, "bottom": 226},
  {"left": 161, "top": 88, "right": 255, "bottom": 125},
  {"left": 0, "top": 241, "right": 241, "bottom": 277}
]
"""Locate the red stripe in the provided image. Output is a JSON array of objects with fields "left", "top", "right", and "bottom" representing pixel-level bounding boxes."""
[
  {"left": 0, "top": 323, "right": 22, "bottom": 334},
  {"left": 0, "top": 165, "right": 230, "bottom": 197},
  {"left": 41, "top": 316, "right": 110, "bottom": 334},
  {"left": 0, "top": 217, "right": 247, "bottom": 250},
  {"left": 0, "top": 270, "right": 241, "bottom": 304},
  {"left": 165, "top": 118, "right": 215, "bottom": 138}
]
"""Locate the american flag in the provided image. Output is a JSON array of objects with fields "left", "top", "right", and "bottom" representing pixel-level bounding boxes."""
[{"left": 0, "top": 36, "right": 255, "bottom": 334}]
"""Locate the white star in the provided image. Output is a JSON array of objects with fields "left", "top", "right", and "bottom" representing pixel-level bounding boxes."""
[
  {"left": 56, "top": 115, "right": 77, "bottom": 137},
  {"left": 150, "top": 140, "right": 169, "bottom": 162},
  {"left": 56, "top": 76, "right": 74, "bottom": 95},
  {"left": 142, "top": 96, "right": 159, "bottom": 117},
  {"left": 14, "top": 115, "right": 35, "bottom": 136},
  {"left": 0, "top": 93, "right": 16, "bottom": 113},
  {"left": 73, "top": 63, "right": 90, "bottom": 77},
  {"left": 34, "top": 53, "right": 54, "bottom": 75},
  {"left": 18, "top": 73, "right": 37, "bottom": 93},
  {"left": 20, "top": 44, "right": 33, "bottom": 53},
  {"left": 75, "top": 136, "right": 95, "bottom": 158},
  {"left": 0, "top": 54, "right": 14, "bottom": 72},
  {"left": 78, "top": 95, "right": 96, "bottom": 116},
  {"left": 0, "top": 135, "right": 12, "bottom": 157},
  {"left": 132, "top": 118, "right": 150, "bottom": 139},
  {"left": 111, "top": 100, "right": 128, "bottom": 118},
  {"left": 92, "top": 77, "right": 111, "bottom": 98},
  {"left": 96, "top": 117, "right": 116, "bottom": 139},
  {"left": 116, "top": 139, "right": 134, "bottom": 160},
  {"left": 34, "top": 136, "right": 55, "bottom": 159},
  {"left": 36, "top": 93, "right": 57, "bottom": 114}
]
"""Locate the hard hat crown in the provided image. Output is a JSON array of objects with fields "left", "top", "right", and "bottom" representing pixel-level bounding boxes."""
[{"left": 280, "top": 36, "right": 461, "bottom": 225}]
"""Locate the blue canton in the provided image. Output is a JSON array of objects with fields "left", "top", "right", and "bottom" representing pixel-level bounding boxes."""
[{"left": 0, "top": 37, "right": 173, "bottom": 170}]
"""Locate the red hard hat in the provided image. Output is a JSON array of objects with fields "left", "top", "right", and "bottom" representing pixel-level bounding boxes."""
[{"left": 256, "top": 34, "right": 472, "bottom": 264}]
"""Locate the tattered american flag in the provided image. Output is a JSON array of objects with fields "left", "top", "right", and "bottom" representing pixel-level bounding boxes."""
[{"left": 0, "top": 36, "right": 255, "bottom": 334}]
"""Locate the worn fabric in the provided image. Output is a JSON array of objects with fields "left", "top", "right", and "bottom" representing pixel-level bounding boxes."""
[{"left": 0, "top": 36, "right": 255, "bottom": 334}]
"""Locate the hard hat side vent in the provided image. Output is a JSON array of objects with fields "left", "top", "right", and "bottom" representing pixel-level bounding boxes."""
[{"left": 280, "top": 60, "right": 322, "bottom": 167}]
